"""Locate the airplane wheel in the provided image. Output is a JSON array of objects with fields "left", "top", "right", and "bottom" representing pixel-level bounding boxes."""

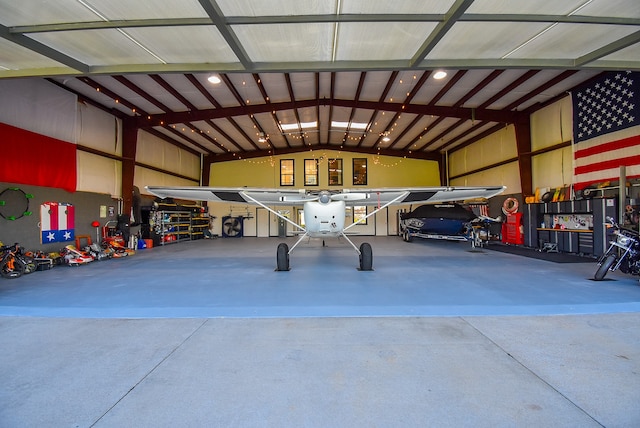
[
  {"left": 276, "top": 242, "right": 290, "bottom": 271},
  {"left": 359, "top": 242, "right": 373, "bottom": 271}
]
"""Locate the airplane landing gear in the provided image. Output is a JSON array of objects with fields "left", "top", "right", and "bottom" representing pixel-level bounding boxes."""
[
  {"left": 276, "top": 242, "right": 290, "bottom": 271},
  {"left": 359, "top": 242, "right": 373, "bottom": 271}
]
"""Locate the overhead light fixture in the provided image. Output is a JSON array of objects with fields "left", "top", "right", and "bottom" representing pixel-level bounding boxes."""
[
  {"left": 281, "top": 121, "right": 317, "bottom": 131},
  {"left": 433, "top": 71, "right": 447, "bottom": 80},
  {"left": 382, "top": 136, "right": 391, "bottom": 142},
  {"left": 331, "top": 121, "right": 368, "bottom": 130},
  {"left": 258, "top": 132, "right": 267, "bottom": 143},
  {"left": 207, "top": 75, "right": 221, "bottom": 84}
]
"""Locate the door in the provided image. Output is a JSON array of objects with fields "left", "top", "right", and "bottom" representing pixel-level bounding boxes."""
[{"left": 256, "top": 208, "right": 269, "bottom": 237}]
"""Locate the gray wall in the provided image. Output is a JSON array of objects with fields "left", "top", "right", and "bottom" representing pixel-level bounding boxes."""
[{"left": 0, "top": 182, "right": 118, "bottom": 252}]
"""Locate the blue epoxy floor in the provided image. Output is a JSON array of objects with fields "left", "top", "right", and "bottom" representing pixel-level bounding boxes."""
[
  {"left": 1, "top": 236, "right": 639, "bottom": 318},
  {"left": 2, "top": 237, "right": 640, "bottom": 427}
]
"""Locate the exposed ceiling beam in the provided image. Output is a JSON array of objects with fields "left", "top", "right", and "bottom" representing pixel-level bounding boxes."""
[
  {"left": 197, "top": 0, "right": 253, "bottom": 69},
  {"left": 414, "top": 70, "right": 505, "bottom": 149},
  {"left": 11, "top": 18, "right": 213, "bottom": 33},
  {"left": 11, "top": 14, "right": 640, "bottom": 35},
  {"left": 355, "top": 71, "right": 399, "bottom": 148},
  {"left": 410, "top": 0, "right": 475, "bottom": 67},
  {"left": 280, "top": 73, "right": 298, "bottom": 148},
  {"left": 575, "top": 30, "right": 640, "bottom": 67},
  {"left": 0, "top": 24, "right": 89, "bottom": 73},
  {"left": 208, "top": 144, "right": 441, "bottom": 163},
  {"left": 140, "top": 98, "right": 521, "bottom": 129}
]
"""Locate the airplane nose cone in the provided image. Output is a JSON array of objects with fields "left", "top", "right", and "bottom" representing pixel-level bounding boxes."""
[{"left": 319, "top": 191, "right": 331, "bottom": 204}]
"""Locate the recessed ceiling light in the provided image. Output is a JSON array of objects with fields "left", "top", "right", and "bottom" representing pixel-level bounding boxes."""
[
  {"left": 207, "top": 75, "right": 221, "bottom": 84},
  {"left": 433, "top": 71, "right": 447, "bottom": 80},
  {"left": 332, "top": 121, "right": 368, "bottom": 130},
  {"left": 281, "top": 121, "right": 317, "bottom": 131}
]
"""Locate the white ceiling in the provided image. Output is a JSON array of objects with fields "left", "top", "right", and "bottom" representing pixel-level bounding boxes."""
[{"left": 1, "top": 0, "right": 639, "bottom": 160}]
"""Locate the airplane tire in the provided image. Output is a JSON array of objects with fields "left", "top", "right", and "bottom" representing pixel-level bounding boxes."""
[
  {"left": 276, "top": 242, "right": 290, "bottom": 271},
  {"left": 359, "top": 242, "right": 373, "bottom": 271}
]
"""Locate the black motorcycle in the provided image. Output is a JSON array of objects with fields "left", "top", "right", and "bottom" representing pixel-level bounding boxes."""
[{"left": 594, "top": 217, "right": 640, "bottom": 281}]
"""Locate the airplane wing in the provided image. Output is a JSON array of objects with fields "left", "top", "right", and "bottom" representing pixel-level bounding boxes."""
[
  {"left": 146, "top": 186, "right": 319, "bottom": 205},
  {"left": 146, "top": 185, "right": 506, "bottom": 206},
  {"left": 343, "top": 186, "right": 506, "bottom": 206}
]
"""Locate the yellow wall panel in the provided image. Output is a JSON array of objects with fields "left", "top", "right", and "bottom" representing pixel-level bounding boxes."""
[{"left": 210, "top": 150, "right": 440, "bottom": 188}]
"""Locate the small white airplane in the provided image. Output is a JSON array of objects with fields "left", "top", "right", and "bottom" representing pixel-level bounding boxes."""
[{"left": 146, "top": 185, "right": 506, "bottom": 271}]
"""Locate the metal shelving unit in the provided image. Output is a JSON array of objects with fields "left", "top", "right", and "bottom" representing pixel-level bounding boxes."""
[{"left": 152, "top": 211, "right": 191, "bottom": 245}]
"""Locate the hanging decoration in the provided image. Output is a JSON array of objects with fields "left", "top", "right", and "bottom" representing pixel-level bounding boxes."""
[
  {"left": 0, "top": 187, "right": 33, "bottom": 220},
  {"left": 40, "top": 202, "right": 75, "bottom": 244},
  {"left": 239, "top": 150, "right": 404, "bottom": 169}
]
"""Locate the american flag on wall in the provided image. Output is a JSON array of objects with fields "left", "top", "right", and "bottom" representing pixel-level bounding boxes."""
[
  {"left": 40, "top": 202, "right": 75, "bottom": 244},
  {"left": 572, "top": 71, "right": 640, "bottom": 191}
]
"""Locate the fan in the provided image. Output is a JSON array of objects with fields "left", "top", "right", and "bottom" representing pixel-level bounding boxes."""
[{"left": 222, "top": 216, "right": 243, "bottom": 238}]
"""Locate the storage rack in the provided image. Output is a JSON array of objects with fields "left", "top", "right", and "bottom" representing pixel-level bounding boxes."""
[
  {"left": 151, "top": 210, "right": 212, "bottom": 244},
  {"left": 190, "top": 215, "right": 210, "bottom": 240},
  {"left": 523, "top": 198, "right": 618, "bottom": 257},
  {"left": 153, "top": 211, "right": 191, "bottom": 245}
]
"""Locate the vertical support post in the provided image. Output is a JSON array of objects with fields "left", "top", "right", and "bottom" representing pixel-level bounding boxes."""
[
  {"left": 619, "top": 165, "right": 626, "bottom": 223},
  {"left": 514, "top": 120, "right": 533, "bottom": 197},
  {"left": 438, "top": 153, "right": 446, "bottom": 186},
  {"left": 121, "top": 117, "right": 138, "bottom": 217},
  {"left": 201, "top": 154, "right": 212, "bottom": 209}
]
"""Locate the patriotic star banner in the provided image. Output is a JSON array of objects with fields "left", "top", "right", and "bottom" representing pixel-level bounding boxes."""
[
  {"left": 571, "top": 71, "right": 640, "bottom": 191},
  {"left": 41, "top": 202, "right": 75, "bottom": 244}
]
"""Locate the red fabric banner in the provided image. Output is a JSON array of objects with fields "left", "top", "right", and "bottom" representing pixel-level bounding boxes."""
[{"left": 0, "top": 122, "right": 77, "bottom": 192}]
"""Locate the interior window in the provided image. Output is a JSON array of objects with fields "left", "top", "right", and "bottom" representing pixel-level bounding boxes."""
[
  {"left": 353, "top": 158, "right": 367, "bottom": 185},
  {"left": 328, "top": 158, "right": 343, "bottom": 186},
  {"left": 304, "top": 159, "right": 318, "bottom": 186},
  {"left": 280, "top": 159, "right": 294, "bottom": 186}
]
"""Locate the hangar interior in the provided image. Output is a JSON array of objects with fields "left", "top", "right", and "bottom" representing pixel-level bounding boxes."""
[
  {"left": 1, "top": 1, "right": 640, "bottom": 426},
  {"left": 1, "top": 0, "right": 640, "bottom": 253}
]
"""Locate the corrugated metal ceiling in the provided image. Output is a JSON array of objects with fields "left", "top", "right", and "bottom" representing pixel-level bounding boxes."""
[{"left": 1, "top": 0, "right": 638, "bottom": 160}]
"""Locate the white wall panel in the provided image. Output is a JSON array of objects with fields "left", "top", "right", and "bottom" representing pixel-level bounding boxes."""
[
  {"left": 76, "top": 151, "right": 121, "bottom": 197},
  {"left": 531, "top": 96, "right": 572, "bottom": 151},
  {"left": 137, "top": 131, "right": 166, "bottom": 168},
  {"left": 532, "top": 146, "right": 573, "bottom": 190},
  {"left": 451, "top": 161, "right": 521, "bottom": 194},
  {"left": 163, "top": 143, "right": 182, "bottom": 173},
  {"left": 136, "top": 130, "right": 200, "bottom": 184},
  {"left": 0, "top": 79, "right": 77, "bottom": 143},
  {"left": 135, "top": 166, "right": 198, "bottom": 196},
  {"left": 448, "top": 125, "right": 516, "bottom": 178},
  {"left": 77, "top": 104, "right": 122, "bottom": 155}
]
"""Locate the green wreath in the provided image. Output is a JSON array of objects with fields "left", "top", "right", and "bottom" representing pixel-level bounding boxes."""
[{"left": 0, "top": 187, "right": 33, "bottom": 220}]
